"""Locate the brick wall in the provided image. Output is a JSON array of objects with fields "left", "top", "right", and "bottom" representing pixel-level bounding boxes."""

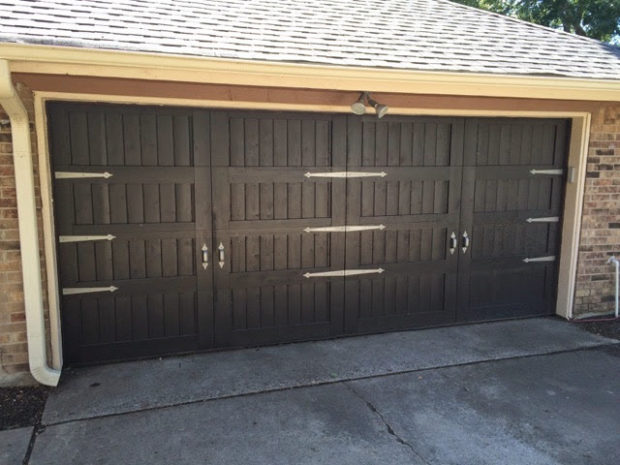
[
  {"left": 0, "top": 90, "right": 617, "bottom": 384},
  {"left": 574, "top": 105, "right": 620, "bottom": 316}
]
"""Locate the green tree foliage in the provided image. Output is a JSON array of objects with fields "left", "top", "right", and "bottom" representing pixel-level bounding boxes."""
[{"left": 452, "top": 0, "right": 620, "bottom": 43}]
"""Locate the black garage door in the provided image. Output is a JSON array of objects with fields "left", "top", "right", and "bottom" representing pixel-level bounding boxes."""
[{"left": 48, "top": 103, "right": 568, "bottom": 364}]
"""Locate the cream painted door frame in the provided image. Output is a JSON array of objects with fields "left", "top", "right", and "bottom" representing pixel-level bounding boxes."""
[{"left": 33, "top": 90, "right": 590, "bottom": 368}]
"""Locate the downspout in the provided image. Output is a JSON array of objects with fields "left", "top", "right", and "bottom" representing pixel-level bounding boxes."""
[
  {"left": 0, "top": 60, "right": 60, "bottom": 386},
  {"left": 608, "top": 256, "right": 619, "bottom": 319}
]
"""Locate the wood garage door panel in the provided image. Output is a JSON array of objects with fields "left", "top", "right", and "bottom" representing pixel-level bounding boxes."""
[
  {"left": 470, "top": 223, "right": 560, "bottom": 261},
  {"left": 51, "top": 104, "right": 571, "bottom": 363},
  {"left": 49, "top": 102, "right": 212, "bottom": 363},
  {"left": 471, "top": 120, "right": 563, "bottom": 167},
  {"left": 49, "top": 105, "right": 194, "bottom": 167},
  {"left": 226, "top": 281, "right": 334, "bottom": 330},
  {"left": 223, "top": 116, "right": 332, "bottom": 168},
  {"left": 210, "top": 112, "right": 346, "bottom": 346},
  {"left": 227, "top": 233, "right": 333, "bottom": 273},
  {"left": 54, "top": 179, "right": 195, "bottom": 231},
  {"left": 356, "top": 120, "right": 453, "bottom": 167},
  {"left": 58, "top": 238, "right": 196, "bottom": 285},
  {"left": 344, "top": 116, "right": 463, "bottom": 333},
  {"left": 61, "top": 291, "right": 199, "bottom": 363},
  {"left": 349, "top": 272, "right": 450, "bottom": 322},
  {"left": 469, "top": 266, "right": 551, "bottom": 307},
  {"left": 458, "top": 118, "right": 569, "bottom": 322},
  {"left": 358, "top": 177, "right": 451, "bottom": 219}
]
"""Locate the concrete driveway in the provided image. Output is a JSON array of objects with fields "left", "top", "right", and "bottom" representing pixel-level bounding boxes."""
[{"left": 16, "top": 318, "right": 620, "bottom": 465}]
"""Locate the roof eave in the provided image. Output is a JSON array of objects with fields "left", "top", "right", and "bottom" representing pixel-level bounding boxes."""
[{"left": 1, "top": 43, "right": 619, "bottom": 102}]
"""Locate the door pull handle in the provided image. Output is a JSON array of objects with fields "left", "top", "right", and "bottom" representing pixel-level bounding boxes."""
[
  {"left": 201, "top": 244, "right": 209, "bottom": 270},
  {"left": 218, "top": 242, "right": 225, "bottom": 269},
  {"left": 461, "top": 231, "right": 470, "bottom": 254},
  {"left": 449, "top": 232, "right": 457, "bottom": 255}
]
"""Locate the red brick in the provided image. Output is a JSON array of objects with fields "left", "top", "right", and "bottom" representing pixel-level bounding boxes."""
[{"left": 574, "top": 104, "right": 620, "bottom": 317}]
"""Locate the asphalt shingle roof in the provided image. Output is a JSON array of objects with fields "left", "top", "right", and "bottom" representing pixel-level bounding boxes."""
[{"left": 1, "top": 0, "right": 619, "bottom": 80}]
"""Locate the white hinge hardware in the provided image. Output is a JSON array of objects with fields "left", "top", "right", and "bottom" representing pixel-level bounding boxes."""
[
  {"left": 55, "top": 171, "right": 113, "bottom": 179},
  {"left": 62, "top": 286, "right": 118, "bottom": 295},
  {"left": 529, "top": 169, "right": 563, "bottom": 176},
  {"left": 303, "top": 268, "right": 384, "bottom": 278},
  {"left": 304, "top": 171, "right": 387, "bottom": 179},
  {"left": 526, "top": 217, "right": 560, "bottom": 224},
  {"left": 304, "top": 225, "right": 386, "bottom": 233},
  {"left": 59, "top": 234, "right": 116, "bottom": 243},
  {"left": 523, "top": 256, "right": 556, "bottom": 263}
]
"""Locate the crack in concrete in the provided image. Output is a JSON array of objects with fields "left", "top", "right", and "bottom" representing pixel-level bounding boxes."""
[
  {"left": 22, "top": 421, "right": 45, "bottom": 464},
  {"left": 344, "top": 382, "right": 432, "bottom": 465}
]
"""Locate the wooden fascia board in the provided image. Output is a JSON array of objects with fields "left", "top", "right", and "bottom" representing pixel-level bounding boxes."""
[{"left": 1, "top": 42, "right": 620, "bottom": 101}]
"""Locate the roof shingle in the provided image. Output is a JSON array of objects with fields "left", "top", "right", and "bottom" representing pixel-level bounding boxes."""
[{"left": 1, "top": 0, "right": 619, "bottom": 80}]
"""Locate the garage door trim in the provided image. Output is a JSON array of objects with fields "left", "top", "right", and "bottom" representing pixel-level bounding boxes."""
[{"left": 32, "top": 92, "right": 592, "bottom": 369}]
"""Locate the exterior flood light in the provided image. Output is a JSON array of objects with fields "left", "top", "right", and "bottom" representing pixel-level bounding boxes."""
[
  {"left": 350, "top": 92, "right": 389, "bottom": 119},
  {"left": 367, "top": 95, "right": 389, "bottom": 119},
  {"left": 350, "top": 92, "right": 367, "bottom": 115}
]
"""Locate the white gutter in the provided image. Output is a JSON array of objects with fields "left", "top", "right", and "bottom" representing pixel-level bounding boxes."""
[{"left": 0, "top": 59, "right": 60, "bottom": 386}]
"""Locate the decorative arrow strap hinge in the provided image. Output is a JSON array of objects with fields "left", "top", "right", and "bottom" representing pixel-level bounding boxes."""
[
  {"left": 303, "top": 268, "right": 384, "bottom": 278},
  {"left": 523, "top": 256, "right": 556, "bottom": 263},
  {"left": 304, "top": 171, "right": 387, "bottom": 179},
  {"left": 59, "top": 234, "right": 116, "bottom": 243},
  {"left": 55, "top": 171, "right": 113, "bottom": 179},
  {"left": 304, "top": 225, "right": 385, "bottom": 233},
  {"left": 526, "top": 217, "right": 560, "bottom": 223},
  {"left": 529, "top": 169, "right": 563, "bottom": 176},
  {"left": 62, "top": 286, "right": 118, "bottom": 295}
]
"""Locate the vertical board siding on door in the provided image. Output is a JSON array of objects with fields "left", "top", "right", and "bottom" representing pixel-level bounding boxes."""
[
  {"left": 211, "top": 112, "right": 346, "bottom": 346},
  {"left": 50, "top": 103, "right": 570, "bottom": 364},
  {"left": 64, "top": 182, "right": 195, "bottom": 225},
  {"left": 49, "top": 103, "right": 207, "bottom": 363},
  {"left": 228, "top": 234, "right": 331, "bottom": 272},
  {"left": 58, "top": 238, "right": 196, "bottom": 284},
  {"left": 229, "top": 181, "right": 332, "bottom": 221},
  {"left": 458, "top": 118, "right": 569, "bottom": 321},
  {"left": 344, "top": 117, "right": 463, "bottom": 333}
]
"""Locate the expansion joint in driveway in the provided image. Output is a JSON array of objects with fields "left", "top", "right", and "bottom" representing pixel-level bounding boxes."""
[
  {"left": 343, "top": 382, "right": 432, "bottom": 465},
  {"left": 22, "top": 419, "right": 46, "bottom": 464}
]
